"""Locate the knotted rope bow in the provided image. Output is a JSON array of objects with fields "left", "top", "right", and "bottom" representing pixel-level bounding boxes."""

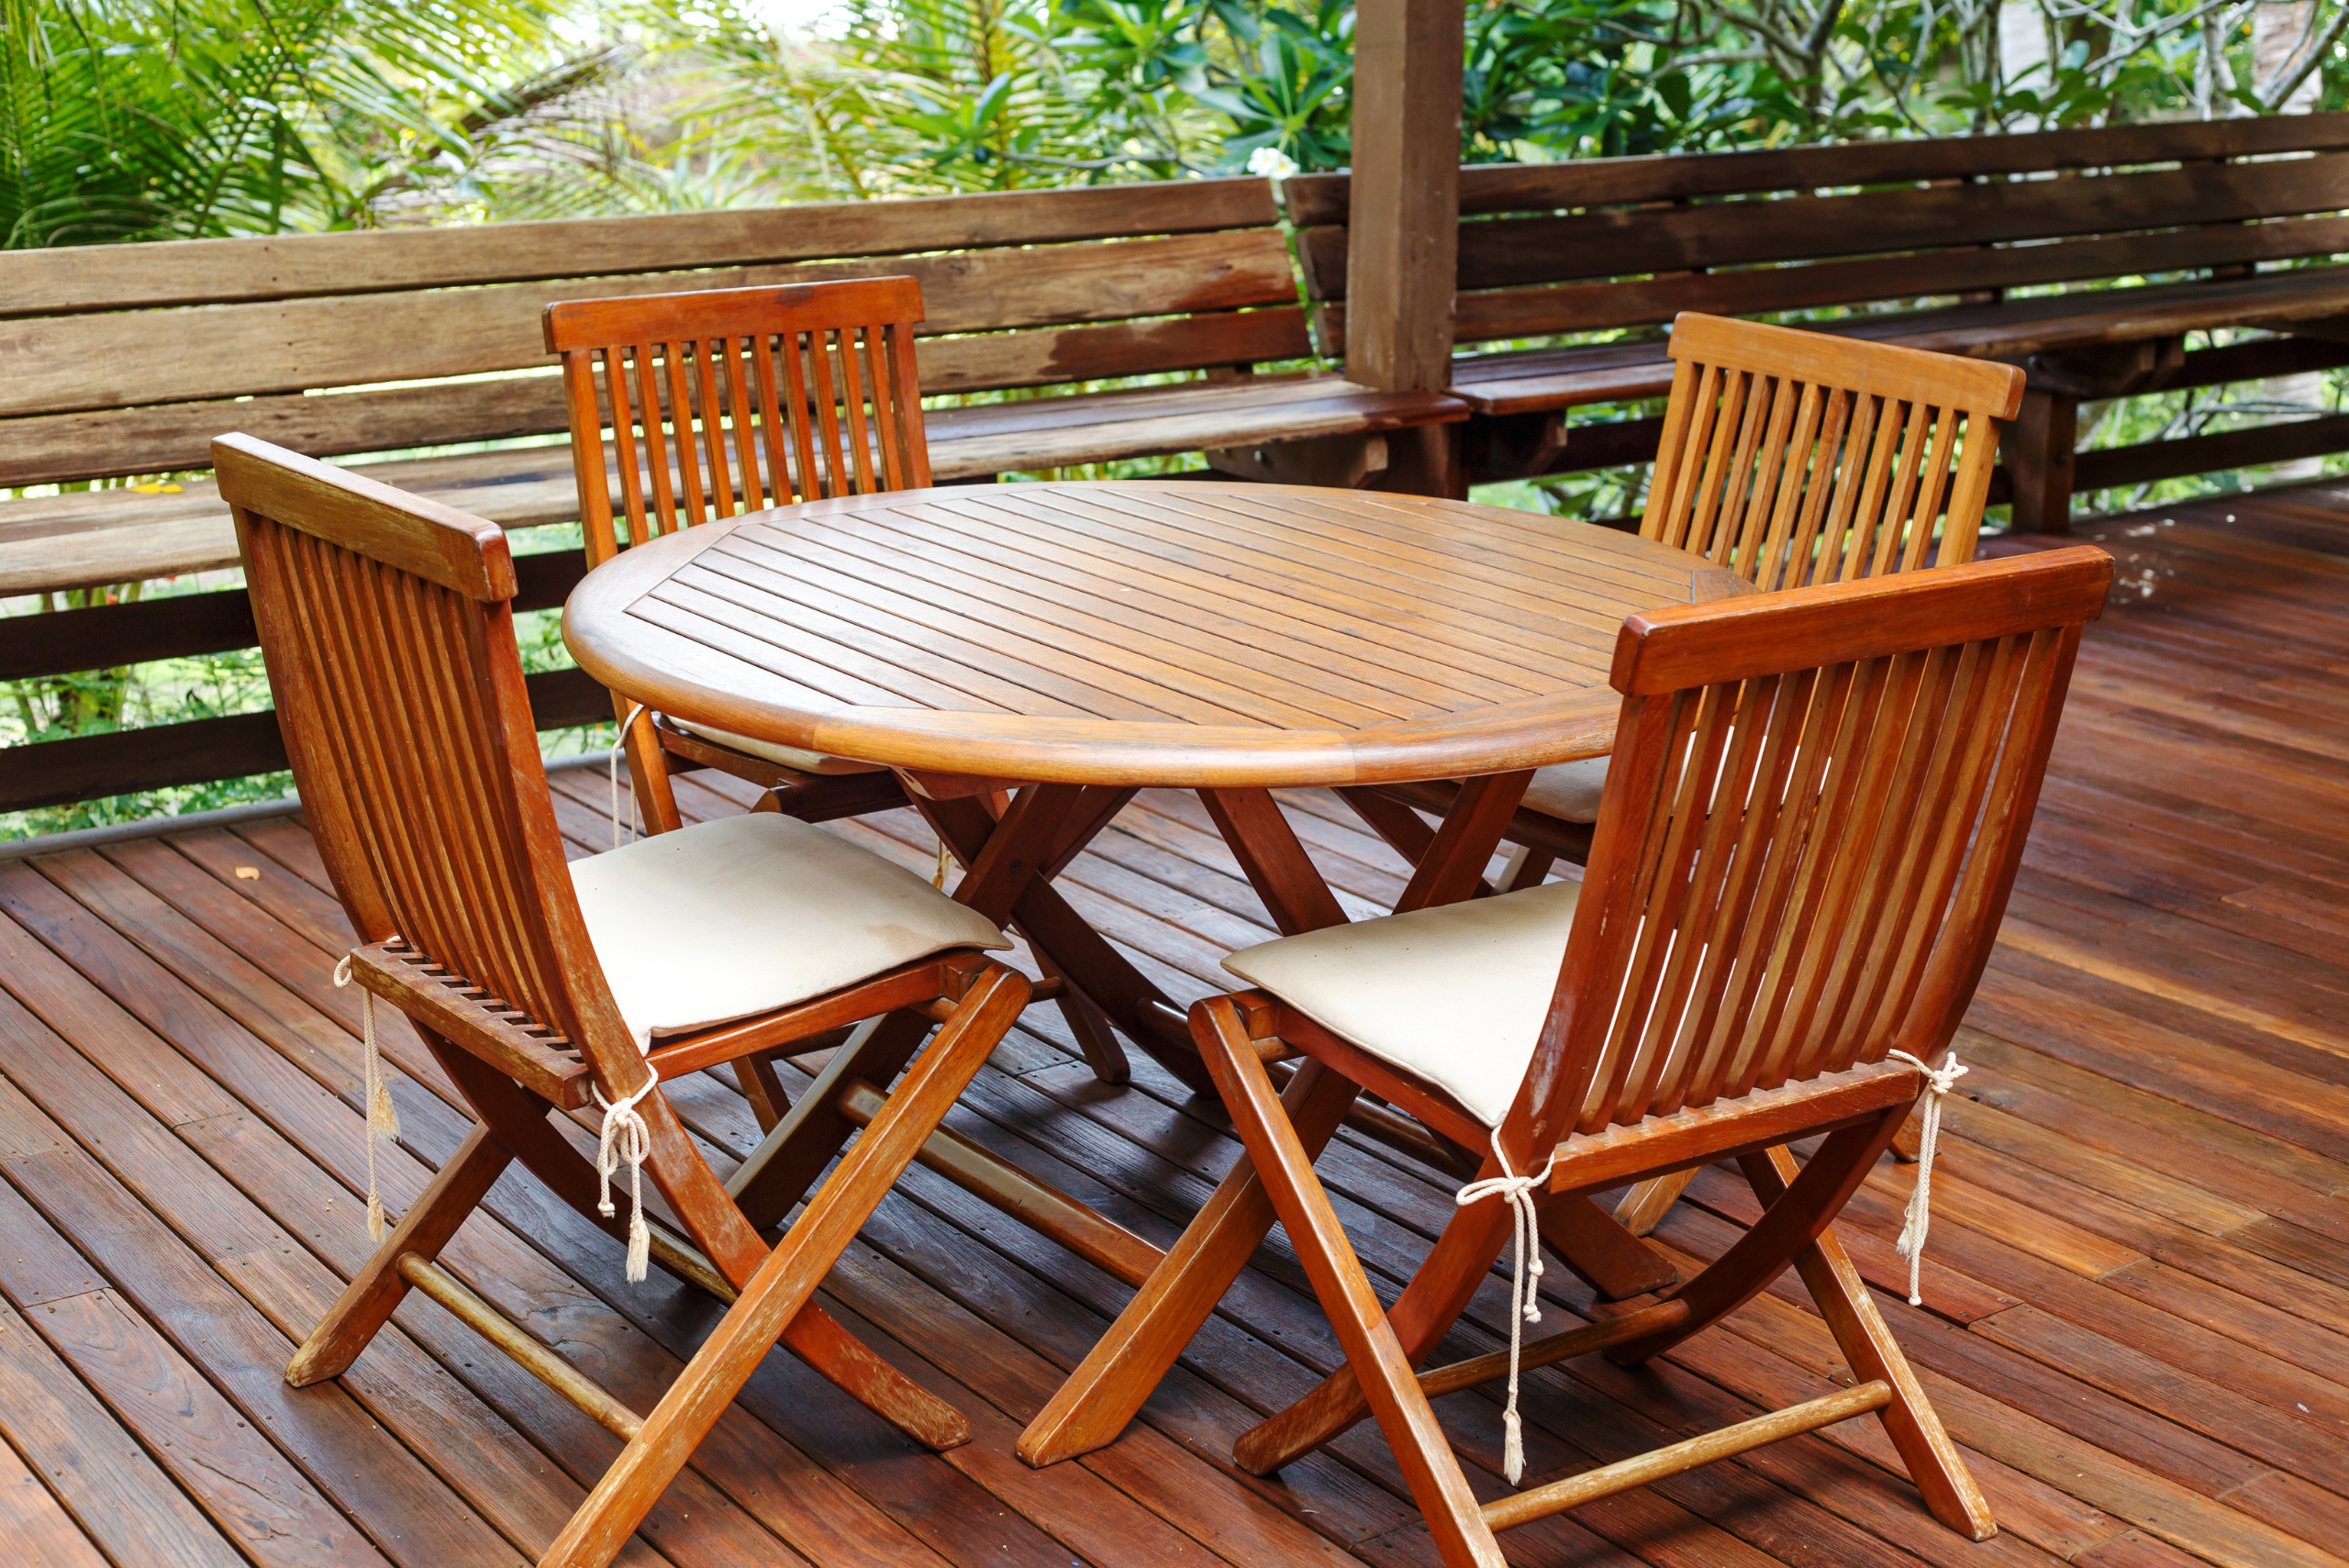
[
  {"left": 332, "top": 946, "right": 404, "bottom": 1241},
  {"left": 1454, "top": 1131, "right": 1562, "bottom": 1485},
  {"left": 1886, "top": 1049, "right": 1966, "bottom": 1306},
  {"left": 594, "top": 1065, "right": 660, "bottom": 1283},
  {"left": 610, "top": 703, "right": 648, "bottom": 850}
]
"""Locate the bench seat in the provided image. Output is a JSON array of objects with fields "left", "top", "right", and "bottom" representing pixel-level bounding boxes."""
[
  {"left": 1448, "top": 263, "right": 2349, "bottom": 417},
  {"left": 0, "top": 373, "right": 1466, "bottom": 593}
]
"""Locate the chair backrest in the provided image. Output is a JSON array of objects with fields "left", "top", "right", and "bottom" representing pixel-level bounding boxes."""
[
  {"left": 545, "top": 277, "right": 932, "bottom": 568},
  {"left": 217, "top": 432, "right": 633, "bottom": 1068},
  {"left": 1509, "top": 546, "right": 2110, "bottom": 1154},
  {"left": 1641, "top": 314, "right": 2024, "bottom": 594}
]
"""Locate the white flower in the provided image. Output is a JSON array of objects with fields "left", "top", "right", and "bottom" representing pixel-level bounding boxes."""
[{"left": 1245, "top": 147, "right": 1300, "bottom": 180}]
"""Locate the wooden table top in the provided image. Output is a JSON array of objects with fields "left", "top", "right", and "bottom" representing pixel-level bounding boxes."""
[{"left": 562, "top": 481, "right": 1749, "bottom": 788}]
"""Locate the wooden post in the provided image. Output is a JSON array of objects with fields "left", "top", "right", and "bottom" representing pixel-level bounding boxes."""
[
  {"left": 1346, "top": 0, "right": 1464, "bottom": 497},
  {"left": 2001, "top": 387, "right": 2078, "bottom": 535}
]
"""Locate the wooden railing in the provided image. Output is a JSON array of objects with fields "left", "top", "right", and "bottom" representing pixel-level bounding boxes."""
[
  {"left": 10, "top": 161, "right": 2349, "bottom": 820},
  {"left": 0, "top": 550, "right": 598, "bottom": 814}
]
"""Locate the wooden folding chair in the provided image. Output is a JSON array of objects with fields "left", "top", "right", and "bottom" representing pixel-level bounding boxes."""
[
  {"left": 218, "top": 433, "right": 1031, "bottom": 1568},
  {"left": 1040, "top": 547, "right": 2109, "bottom": 1567},
  {"left": 545, "top": 277, "right": 1131, "bottom": 1096},
  {"left": 1361, "top": 312, "right": 2029, "bottom": 1233},
  {"left": 545, "top": 277, "right": 932, "bottom": 839}
]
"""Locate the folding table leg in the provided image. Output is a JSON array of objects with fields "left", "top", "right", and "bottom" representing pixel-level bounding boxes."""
[{"left": 1018, "top": 1051, "right": 1360, "bottom": 1467}]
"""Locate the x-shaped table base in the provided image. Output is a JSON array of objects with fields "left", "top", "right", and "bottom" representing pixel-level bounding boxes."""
[{"left": 720, "top": 775, "right": 1675, "bottom": 1461}]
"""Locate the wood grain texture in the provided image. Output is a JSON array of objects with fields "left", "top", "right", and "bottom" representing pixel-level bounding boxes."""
[
  {"left": 0, "top": 230, "right": 1300, "bottom": 419},
  {"left": 563, "top": 480, "right": 1749, "bottom": 788}
]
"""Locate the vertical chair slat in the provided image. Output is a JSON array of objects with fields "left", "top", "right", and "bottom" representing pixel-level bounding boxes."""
[
  {"left": 665, "top": 343, "right": 709, "bottom": 528},
  {"left": 835, "top": 328, "right": 880, "bottom": 495},
  {"left": 605, "top": 348, "right": 649, "bottom": 550},
  {"left": 695, "top": 338, "right": 735, "bottom": 520},
  {"left": 723, "top": 335, "right": 766, "bottom": 514}
]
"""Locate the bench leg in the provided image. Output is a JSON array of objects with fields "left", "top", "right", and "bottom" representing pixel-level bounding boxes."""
[
  {"left": 2001, "top": 388, "right": 2077, "bottom": 535},
  {"left": 1373, "top": 424, "right": 1466, "bottom": 500}
]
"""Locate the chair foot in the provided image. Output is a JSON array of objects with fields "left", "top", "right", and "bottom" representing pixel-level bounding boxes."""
[
  {"left": 1744, "top": 1147, "right": 1995, "bottom": 1540},
  {"left": 287, "top": 1125, "right": 512, "bottom": 1386},
  {"left": 1191, "top": 994, "right": 1505, "bottom": 1568},
  {"left": 530, "top": 967, "right": 1029, "bottom": 1568}
]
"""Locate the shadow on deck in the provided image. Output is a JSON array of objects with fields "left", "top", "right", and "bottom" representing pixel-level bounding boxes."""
[{"left": 0, "top": 484, "right": 2344, "bottom": 1568}]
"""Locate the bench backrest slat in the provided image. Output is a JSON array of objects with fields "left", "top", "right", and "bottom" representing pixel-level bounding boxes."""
[
  {"left": 0, "top": 306, "right": 1309, "bottom": 489},
  {"left": 0, "top": 229, "right": 1296, "bottom": 420},
  {"left": 0, "top": 179, "right": 1280, "bottom": 316},
  {"left": 1286, "top": 111, "right": 2349, "bottom": 224},
  {"left": 1445, "top": 213, "right": 2349, "bottom": 346},
  {"left": 1290, "top": 112, "right": 2349, "bottom": 352}
]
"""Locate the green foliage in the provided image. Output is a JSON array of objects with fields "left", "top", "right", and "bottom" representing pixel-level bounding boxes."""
[{"left": 0, "top": 0, "right": 661, "bottom": 243}]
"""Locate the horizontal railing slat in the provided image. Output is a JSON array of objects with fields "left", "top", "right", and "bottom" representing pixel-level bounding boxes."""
[
  {"left": 0, "top": 230, "right": 1298, "bottom": 419},
  {"left": 1282, "top": 112, "right": 2349, "bottom": 225},
  {"left": 0, "top": 666, "right": 608, "bottom": 815},
  {"left": 0, "top": 179, "right": 1282, "bottom": 317},
  {"left": 0, "top": 549, "right": 587, "bottom": 683}
]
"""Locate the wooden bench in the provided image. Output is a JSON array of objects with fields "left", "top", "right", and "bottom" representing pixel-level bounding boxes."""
[
  {"left": 0, "top": 178, "right": 1464, "bottom": 813},
  {"left": 1287, "top": 113, "right": 2349, "bottom": 527}
]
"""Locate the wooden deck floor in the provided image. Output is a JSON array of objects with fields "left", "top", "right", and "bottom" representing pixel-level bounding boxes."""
[{"left": 1, "top": 484, "right": 2346, "bottom": 1568}]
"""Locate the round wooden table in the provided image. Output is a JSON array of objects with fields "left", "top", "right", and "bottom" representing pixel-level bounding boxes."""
[
  {"left": 567, "top": 480, "right": 1743, "bottom": 1073},
  {"left": 565, "top": 479, "right": 1738, "bottom": 1332},
  {"left": 562, "top": 480, "right": 1747, "bottom": 790}
]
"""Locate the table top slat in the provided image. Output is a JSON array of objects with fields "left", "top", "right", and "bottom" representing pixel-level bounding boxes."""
[{"left": 797, "top": 503, "right": 1495, "bottom": 714}]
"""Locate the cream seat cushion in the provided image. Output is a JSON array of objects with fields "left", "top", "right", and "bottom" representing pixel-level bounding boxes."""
[
  {"left": 673, "top": 717, "right": 870, "bottom": 776},
  {"left": 1520, "top": 757, "right": 1609, "bottom": 824},
  {"left": 1221, "top": 878, "right": 1585, "bottom": 1128},
  {"left": 571, "top": 813, "right": 1011, "bottom": 1051}
]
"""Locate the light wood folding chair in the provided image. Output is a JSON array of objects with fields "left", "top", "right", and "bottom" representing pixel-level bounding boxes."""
[
  {"left": 218, "top": 433, "right": 1031, "bottom": 1568},
  {"left": 545, "top": 277, "right": 932, "bottom": 839},
  {"left": 546, "top": 276, "right": 1131, "bottom": 1098},
  {"left": 1030, "top": 547, "right": 2109, "bottom": 1567}
]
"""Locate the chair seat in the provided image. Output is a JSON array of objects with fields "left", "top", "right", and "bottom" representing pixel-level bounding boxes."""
[
  {"left": 1520, "top": 757, "right": 1609, "bottom": 824},
  {"left": 1222, "top": 879, "right": 1585, "bottom": 1127},
  {"left": 571, "top": 813, "right": 1011, "bottom": 1051},
  {"left": 674, "top": 717, "right": 877, "bottom": 776}
]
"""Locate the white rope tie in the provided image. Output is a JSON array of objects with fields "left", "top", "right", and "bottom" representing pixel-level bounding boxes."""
[
  {"left": 332, "top": 947, "right": 403, "bottom": 1241},
  {"left": 1887, "top": 1049, "right": 1966, "bottom": 1306},
  {"left": 610, "top": 703, "right": 647, "bottom": 850},
  {"left": 594, "top": 1065, "right": 660, "bottom": 1283},
  {"left": 932, "top": 833, "right": 953, "bottom": 890},
  {"left": 1454, "top": 1132, "right": 1563, "bottom": 1485}
]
